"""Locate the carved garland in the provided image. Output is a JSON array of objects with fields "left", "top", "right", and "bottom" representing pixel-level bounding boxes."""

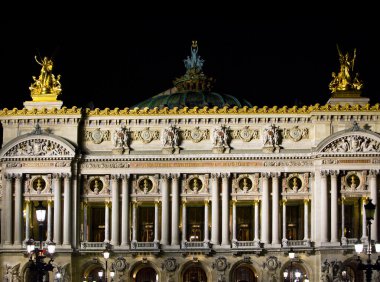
[{"left": 5, "top": 138, "right": 71, "bottom": 157}]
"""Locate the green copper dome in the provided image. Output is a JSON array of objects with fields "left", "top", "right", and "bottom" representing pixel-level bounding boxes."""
[
  {"left": 133, "top": 41, "right": 252, "bottom": 109},
  {"left": 133, "top": 90, "right": 252, "bottom": 109}
]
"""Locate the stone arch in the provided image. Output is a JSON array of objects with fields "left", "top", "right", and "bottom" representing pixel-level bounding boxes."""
[
  {"left": 280, "top": 259, "right": 312, "bottom": 281},
  {"left": 315, "top": 127, "right": 380, "bottom": 155},
  {"left": 230, "top": 259, "right": 260, "bottom": 282},
  {"left": 129, "top": 260, "right": 160, "bottom": 282},
  {"left": 0, "top": 133, "right": 76, "bottom": 159},
  {"left": 81, "top": 259, "right": 104, "bottom": 281},
  {"left": 178, "top": 260, "right": 211, "bottom": 282}
]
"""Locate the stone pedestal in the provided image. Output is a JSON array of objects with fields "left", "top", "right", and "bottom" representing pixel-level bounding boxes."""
[
  {"left": 23, "top": 100, "right": 63, "bottom": 110},
  {"left": 212, "top": 146, "right": 230, "bottom": 154},
  {"left": 162, "top": 146, "right": 180, "bottom": 154},
  {"left": 262, "top": 145, "right": 280, "bottom": 153}
]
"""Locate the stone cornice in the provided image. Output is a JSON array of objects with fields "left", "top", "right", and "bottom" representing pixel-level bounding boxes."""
[
  {"left": 4, "top": 103, "right": 379, "bottom": 117},
  {"left": 0, "top": 106, "right": 81, "bottom": 117}
]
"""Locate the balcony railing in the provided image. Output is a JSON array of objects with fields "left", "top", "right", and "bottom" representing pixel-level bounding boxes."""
[
  {"left": 232, "top": 240, "right": 260, "bottom": 249},
  {"left": 182, "top": 241, "right": 211, "bottom": 249},
  {"left": 80, "top": 242, "right": 108, "bottom": 250},
  {"left": 283, "top": 239, "right": 311, "bottom": 247}
]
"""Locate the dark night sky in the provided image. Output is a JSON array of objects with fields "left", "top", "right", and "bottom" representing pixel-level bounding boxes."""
[{"left": 1, "top": 20, "right": 379, "bottom": 110}]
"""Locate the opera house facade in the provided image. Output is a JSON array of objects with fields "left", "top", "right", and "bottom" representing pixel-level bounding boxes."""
[{"left": 1, "top": 43, "right": 379, "bottom": 281}]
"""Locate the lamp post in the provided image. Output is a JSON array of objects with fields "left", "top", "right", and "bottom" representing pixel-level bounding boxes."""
[
  {"left": 283, "top": 248, "right": 309, "bottom": 282},
  {"left": 99, "top": 244, "right": 111, "bottom": 281},
  {"left": 355, "top": 198, "right": 380, "bottom": 282},
  {"left": 26, "top": 201, "right": 57, "bottom": 282}
]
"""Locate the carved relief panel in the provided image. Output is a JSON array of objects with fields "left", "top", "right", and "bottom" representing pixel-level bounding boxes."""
[
  {"left": 232, "top": 173, "right": 260, "bottom": 194},
  {"left": 133, "top": 175, "right": 159, "bottom": 195},
  {"left": 282, "top": 173, "right": 309, "bottom": 194},
  {"left": 183, "top": 174, "right": 209, "bottom": 194},
  {"left": 83, "top": 175, "right": 110, "bottom": 196},
  {"left": 25, "top": 174, "right": 52, "bottom": 194},
  {"left": 341, "top": 171, "right": 367, "bottom": 194}
]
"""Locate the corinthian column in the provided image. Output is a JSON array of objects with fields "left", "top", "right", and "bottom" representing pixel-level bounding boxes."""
[
  {"left": 53, "top": 174, "right": 62, "bottom": 245},
  {"left": 330, "top": 171, "right": 338, "bottom": 243},
  {"left": 261, "top": 173, "right": 269, "bottom": 244},
  {"left": 5, "top": 174, "right": 13, "bottom": 245},
  {"left": 320, "top": 171, "right": 328, "bottom": 243},
  {"left": 14, "top": 174, "right": 23, "bottom": 245},
  {"left": 221, "top": 173, "right": 230, "bottom": 246},
  {"left": 271, "top": 173, "right": 280, "bottom": 245},
  {"left": 161, "top": 174, "right": 169, "bottom": 246},
  {"left": 111, "top": 175, "right": 120, "bottom": 246},
  {"left": 121, "top": 175, "right": 130, "bottom": 246},
  {"left": 171, "top": 174, "right": 180, "bottom": 246},
  {"left": 211, "top": 173, "right": 220, "bottom": 245},
  {"left": 369, "top": 170, "right": 378, "bottom": 241},
  {"left": 63, "top": 174, "right": 71, "bottom": 246}
]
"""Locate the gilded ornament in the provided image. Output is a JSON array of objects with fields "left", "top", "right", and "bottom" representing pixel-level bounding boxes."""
[{"left": 29, "top": 56, "right": 62, "bottom": 102}]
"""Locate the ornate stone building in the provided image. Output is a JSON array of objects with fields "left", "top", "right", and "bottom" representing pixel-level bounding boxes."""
[{"left": 0, "top": 43, "right": 379, "bottom": 281}]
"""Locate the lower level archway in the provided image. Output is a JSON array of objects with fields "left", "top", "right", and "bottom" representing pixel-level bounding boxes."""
[
  {"left": 232, "top": 265, "right": 257, "bottom": 282},
  {"left": 134, "top": 267, "right": 157, "bottom": 282},
  {"left": 183, "top": 266, "right": 207, "bottom": 282}
]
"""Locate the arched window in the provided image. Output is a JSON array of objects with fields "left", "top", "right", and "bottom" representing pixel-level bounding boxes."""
[{"left": 183, "top": 266, "right": 207, "bottom": 282}]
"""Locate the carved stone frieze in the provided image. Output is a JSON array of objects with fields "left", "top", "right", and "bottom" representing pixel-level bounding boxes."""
[
  {"left": 264, "top": 256, "right": 280, "bottom": 271},
  {"left": 85, "top": 128, "right": 110, "bottom": 144},
  {"left": 132, "top": 128, "right": 160, "bottom": 144},
  {"left": 322, "top": 135, "right": 380, "bottom": 153},
  {"left": 82, "top": 162, "right": 130, "bottom": 169},
  {"left": 283, "top": 126, "right": 309, "bottom": 141},
  {"left": 114, "top": 257, "right": 129, "bottom": 272},
  {"left": 5, "top": 138, "right": 71, "bottom": 157},
  {"left": 182, "top": 127, "right": 209, "bottom": 143},
  {"left": 264, "top": 160, "right": 313, "bottom": 167},
  {"left": 231, "top": 126, "right": 259, "bottom": 142},
  {"left": 212, "top": 256, "right": 229, "bottom": 271}
]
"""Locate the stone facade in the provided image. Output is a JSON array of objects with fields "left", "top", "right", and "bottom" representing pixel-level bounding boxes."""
[{"left": 0, "top": 102, "right": 379, "bottom": 281}]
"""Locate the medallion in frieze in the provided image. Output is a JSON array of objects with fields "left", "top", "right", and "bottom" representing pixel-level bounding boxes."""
[
  {"left": 182, "top": 127, "right": 209, "bottom": 143},
  {"left": 132, "top": 128, "right": 160, "bottom": 144},
  {"left": 232, "top": 126, "right": 259, "bottom": 142},
  {"left": 85, "top": 128, "right": 110, "bottom": 144},
  {"left": 283, "top": 126, "right": 309, "bottom": 142}
]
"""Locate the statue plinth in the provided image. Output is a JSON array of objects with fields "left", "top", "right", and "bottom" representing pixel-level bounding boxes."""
[
  {"left": 212, "top": 146, "right": 230, "bottom": 154},
  {"left": 262, "top": 145, "right": 280, "bottom": 153},
  {"left": 112, "top": 148, "right": 129, "bottom": 155},
  {"left": 23, "top": 100, "right": 63, "bottom": 110},
  {"left": 162, "top": 147, "right": 179, "bottom": 154}
]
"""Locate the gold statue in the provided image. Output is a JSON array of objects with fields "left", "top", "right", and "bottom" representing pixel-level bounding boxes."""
[
  {"left": 29, "top": 56, "right": 62, "bottom": 102},
  {"left": 329, "top": 45, "right": 363, "bottom": 94}
]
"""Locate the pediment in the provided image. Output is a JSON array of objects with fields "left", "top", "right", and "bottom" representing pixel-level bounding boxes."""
[
  {"left": 0, "top": 134, "right": 76, "bottom": 159},
  {"left": 317, "top": 129, "right": 380, "bottom": 154}
]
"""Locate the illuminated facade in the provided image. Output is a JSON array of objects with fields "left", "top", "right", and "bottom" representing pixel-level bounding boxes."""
[{"left": 0, "top": 43, "right": 379, "bottom": 281}]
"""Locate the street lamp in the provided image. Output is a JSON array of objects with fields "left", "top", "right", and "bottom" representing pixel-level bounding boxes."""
[
  {"left": 283, "top": 249, "right": 309, "bottom": 282},
  {"left": 101, "top": 244, "right": 111, "bottom": 281},
  {"left": 354, "top": 198, "right": 380, "bottom": 282},
  {"left": 26, "top": 201, "right": 57, "bottom": 282}
]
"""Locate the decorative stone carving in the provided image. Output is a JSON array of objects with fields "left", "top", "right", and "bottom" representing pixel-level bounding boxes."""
[
  {"left": 84, "top": 176, "right": 110, "bottom": 195},
  {"left": 162, "top": 257, "right": 178, "bottom": 272},
  {"left": 232, "top": 174, "right": 258, "bottom": 193},
  {"left": 25, "top": 175, "right": 51, "bottom": 194},
  {"left": 212, "top": 257, "right": 229, "bottom": 271},
  {"left": 5, "top": 138, "right": 71, "bottom": 157},
  {"left": 182, "top": 127, "right": 209, "bottom": 143},
  {"left": 262, "top": 124, "right": 281, "bottom": 153},
  {"left": 114, "top": 257, "right": 129, "bottom": 272},
  {"left": 3, "top": 263, "right": 20, "bottom": 282},
  {"left": 341, "top": 171, "right": 367, "bottom": 192},
  {"left": 322, "top": 135, "right": 380, "bottom": 153},
  {"left": 161, "top": 125, "right": 180, "bottom": 154},
  {"left": 134, "top": 176, "right": 158, "bottom": 195},
  {"left": 264, "top": 256, "right": 280, "bottom": 271},
  {"left": 232, "top": 126, "right": 259, "bottom": 142},
  {"left": 185, "top": 175, "right": 208, "bottom": 194},
  {"left": 132, "top": 128, "right": 160, "bottom": 144},
  {"left": 211, "top": 125, "right": 230, "bottom": 153},
  {"left": 112, "top": 126, "right": 130, "bottom": 154},
  {"left": 283, "top": 126, "right": 309, "bottom": 141},
  {"left": 85, "top": 128, "right": 110, "bottom": 144},
  {"left": 282, "top": 173, "right": 309, "bottom": 193}
]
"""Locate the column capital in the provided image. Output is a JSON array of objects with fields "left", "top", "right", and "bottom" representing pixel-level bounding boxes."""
[
  {"left": 182, "top": 199, "right": 187, "bottom": 206},
  {"left": 204, "top": 200, "right": 210, "bottom": 205},
  {"left": 320, "top": 170, "right": 329, "bottom": 177},
  {"left": 303, "top": 198, "right": 310, "bottom": 204},
  {"left": 369, "top": 169, "right": 380, "bottom": 177},
  {"left": 63, "top": 173, "right": 71, "bottom": 179},
  {"left": 211, "top": 173, "right": 220, "bottom": 179},
  {"left": 261, "top": 172, "right": 270, "bottom": 179},
  {"left": 329, "top": 170, "right": 339, "bottom": 177},
  {"left": 52, "top": 173, "right": 61, "bottom": 180},
  {"left": 14, "top": 173, "right": 22, "bottom": 180},
  {"left": 121, "top": 174, "right": 130, "bottom": 181},
  {"left": 170, "top": 173, "right": 180, "bottom": 180},
  {"left": 221, "top": 173, "right": 230, "bottom": 179},
  {"left": 4, "top": 173, "right": 13, "bottom": 180},
  {"left": 111, "top": 174, "right": 120, "bottom": 181},
  {"left": 281, "top": 199, "right": 287, "bottom": 205},
  {"left": 271, "top": 172, "right": 281, "bottom": 178},
  {"left": 160, "top": 174, "right": 170, "bottom": 180}
]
